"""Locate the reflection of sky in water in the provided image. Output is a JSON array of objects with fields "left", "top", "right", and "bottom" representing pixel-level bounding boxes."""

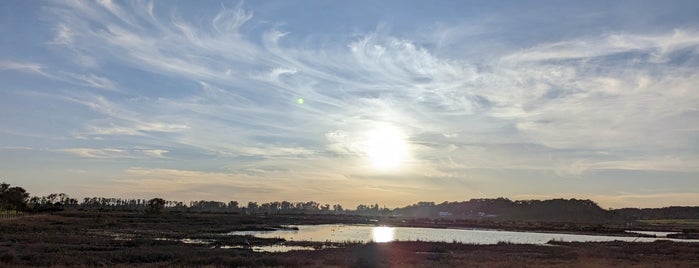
[
  {"left": 219, "top": 245, "right": 315, "bottom": 252},
  {"left": 229, "top": 224, "right": 699, "bottom": 244},
  {"left": 372, "top": 226, "right": 395, "bottom": 243},
  {"left": 625, "top": 230, "right": 675, "bottom": 237}
]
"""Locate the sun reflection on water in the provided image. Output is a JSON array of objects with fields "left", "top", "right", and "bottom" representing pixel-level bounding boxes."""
[{"left": 372, "top": 226, "right": 395, "bottom": 243}]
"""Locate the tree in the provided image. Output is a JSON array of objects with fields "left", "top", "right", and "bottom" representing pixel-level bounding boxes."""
[
  {"left": 228, "top": 201, "right": 239, "bottom": 210},
  {"left": 356, "top": 204, "right": 370, "bottom": 215},
  {"left": 247, "top": 202, "right": 258, "bottom": 214},
  {"left": 321, "top": 204, "right": 330, "bottom": 212},
  {"left": 281, "top": 201, "right": 292, "bottom": 212},
  {"left": 146, "top": 198, "right": 166, "bottom": 214},
  {"left": 0, "top": 182, "right": 29, "bottom": 211}
]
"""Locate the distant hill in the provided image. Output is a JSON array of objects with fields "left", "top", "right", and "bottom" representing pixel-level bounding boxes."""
[
  {"left": 612, "top": 207, "right": 699, "bottom": 220},
  {"left": 394, "top": 198, "right": 618, "bottom": 224}
]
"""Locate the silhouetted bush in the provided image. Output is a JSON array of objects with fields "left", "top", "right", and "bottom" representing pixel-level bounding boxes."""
[{"left": 0, "top": 249, "right": 16, "bottom": 263}]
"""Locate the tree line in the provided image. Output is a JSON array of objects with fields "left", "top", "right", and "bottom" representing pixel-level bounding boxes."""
[
  {"left": 2, "top": 181, "right": 698, "bottom": 221},
  {"left": 1, "top": 182, "right": 358, "bottom": 214}
]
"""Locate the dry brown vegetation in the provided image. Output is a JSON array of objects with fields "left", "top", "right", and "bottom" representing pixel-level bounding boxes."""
[{"left": 1, "top": 211, "right": 698, "bottom": 267}]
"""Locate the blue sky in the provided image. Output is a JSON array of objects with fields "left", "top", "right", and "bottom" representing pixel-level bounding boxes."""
[{"left": 1, "top": 0, "right": 698, "bottom": 208}]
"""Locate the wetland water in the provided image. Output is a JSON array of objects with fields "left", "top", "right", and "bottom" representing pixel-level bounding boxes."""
[{"left": 230, "top": 224, "right": 699, "bottom": 245}]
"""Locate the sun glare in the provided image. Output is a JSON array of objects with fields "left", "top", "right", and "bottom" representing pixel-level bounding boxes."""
[
  {"left": 372, "top": 226, "right": 395, "bottom": 243},
  {"left": 366, "top": 127, "right": 408, "bottom": 170}
]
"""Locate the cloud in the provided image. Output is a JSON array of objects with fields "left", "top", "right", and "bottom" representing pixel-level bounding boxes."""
[
  {"left": 74, "top": 167, "right": 279, "bottom": 201},
  {"left": 142, "top": 149, "right": 168, "bottom": 158},
  {"left": 69, "top": 73, "right": 117, "bottom": 90},
  {"left": 59, "top": 148, "right": 131, "bottom": 158},
  {"left": 0, "top": 61, "right": 116, "bottom": 90},
  {"left": 46, "top": 1, "right": 698, "bottom": 171},
  {"left": 0, "top": 61, "right": 46, "bottom": 74},
  {"left": 50, "top": 24, "right": 74, "bottom": 45},
  {"left": 84, "top": 122, "right": 189, "bottom": 136},
  {"left": 105, "top": 167, "right": 421, "bottom": 206},
  {"left": 3, "top": 1, "right": 697, "bottom": 207},
  {"left": 54, "top": 93, "right": 190, "bottom": 138},
  {"left": 0, "top": 146, "right": 35, "bottom": 151},
  {"left": 503, "top": 29, "right": 699, "bottom": 63},
  {"left": 59, "top": 148, "right": 168, "bottom": 159}
]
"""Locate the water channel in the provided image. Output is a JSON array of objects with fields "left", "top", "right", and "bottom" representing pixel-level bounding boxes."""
[{"left": 230, "top": 224, "right": 699, "bottom": 245}]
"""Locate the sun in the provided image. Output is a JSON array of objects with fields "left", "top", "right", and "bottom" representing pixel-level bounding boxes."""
[{"left": 366, "top": 127, "right": 408, "bottom": 170}]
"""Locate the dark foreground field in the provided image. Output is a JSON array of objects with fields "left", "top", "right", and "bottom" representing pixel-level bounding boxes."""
[{"left": 1, "top": 211, "right": 698, "bottom": 267}]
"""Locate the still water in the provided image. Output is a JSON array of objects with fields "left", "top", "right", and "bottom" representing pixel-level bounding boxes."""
[{"left": 230, "top": 224, "right": 699, "bottom": 245}]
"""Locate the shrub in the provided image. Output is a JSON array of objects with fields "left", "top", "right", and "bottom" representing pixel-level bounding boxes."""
[{"left": 0, "top": 249, "right": 16, "bottom": 263}]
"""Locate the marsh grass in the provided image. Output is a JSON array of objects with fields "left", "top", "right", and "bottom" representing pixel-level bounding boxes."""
[{"left": 1, "top": 211, "right": 698, "bottom": 267}]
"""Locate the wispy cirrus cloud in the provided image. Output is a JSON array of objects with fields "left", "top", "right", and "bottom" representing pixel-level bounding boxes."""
[
  {"left": 503, "top": 29, "right": 699, "bottom": 63},
  {"left": 68, "top": 73, "right": 117, "bottom": 90},
  {"left": 59, "top": 148, "right": 168, "bottom": 159},
  {"left": 44, "top": 1, "right": 699, "bottom": 176},
  {"left": 50, "top": 24, "right": 74, "bottom": 45},
  {"left": 2, "top": 1, "right": 698, "bottom": 207},
  {"left": 0, "top": 60, "right": 117, "bottom": 91},
  {"left": 0, "top": 61, "right": 46, "bottom": 73}
]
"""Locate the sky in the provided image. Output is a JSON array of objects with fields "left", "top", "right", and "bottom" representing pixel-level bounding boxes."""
[{"left": 1, "top": 0, "right": 698, "bottom": 209}]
